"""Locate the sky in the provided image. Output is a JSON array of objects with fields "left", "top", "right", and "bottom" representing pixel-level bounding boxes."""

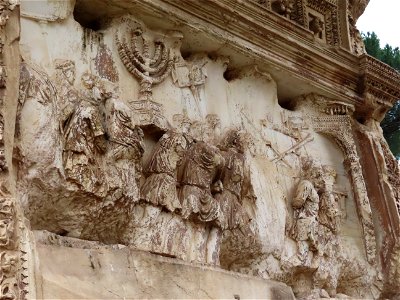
[{"left": 357, "top": 0, "right": 400, "bottom": 48}]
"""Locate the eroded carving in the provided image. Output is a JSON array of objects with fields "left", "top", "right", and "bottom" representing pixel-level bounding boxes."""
[
  {"left": 141, "top": 128, "right": 190, "bottom": 213},
  {"left": 10, "top": 1, "right": 400, "bottom": 298},
  {"left": 116, "top": 28, "right": 173, "bottom": 102},
  {"left": 179, "top": 133, "right": 224, "bottom": 224},
  {"left": 216, "top": 129, "right": 251, "bottom": 231},
  {"left": 116, "top": 23, "right": 174, "bottom": 130},
  {"left": 62, "top": 72, "right": 108, "bottom": 197},
  {"left": 271, "top": 0, "right": 295, "bottom": 19}
]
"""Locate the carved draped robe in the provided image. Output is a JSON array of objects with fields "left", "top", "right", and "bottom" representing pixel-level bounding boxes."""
[
  {"left": 105, "top": 97, "right": 144, "bottom": 202},
  {"left": 179, "top": 141, "right": 224, "bottom": 224},
  {"left": 291, "top": 179, "right": 320, "bottom": 246},
  {"left": 319, "top": 191, "right": 341, "bottom": 234},
  {"left": 216, "top": 148, "right": 249, "bottom": 230},
  {"left": 63, "top": 100, "right": 106, "bottom": 197},
  {"left": 140, "top": 130, "right": 189, "bottom": 213}
]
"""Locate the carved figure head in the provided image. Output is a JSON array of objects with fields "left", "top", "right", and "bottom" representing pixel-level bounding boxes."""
[
  {"left": 0, "top": 11, "right": 9, "bottom": 27},
  {"left": 172, "top": 114, "right": 191, "bottom": 134},
  {"left": 205, "top": 114, "right": 221, "bottom": 143},
  {"left": 0, "top": 251, "right": 17, "bottom": 274},
  {"left": 322, "top": 165, "right": 337, "bottom": 191},
  {"left": 309, "top": 15, "right": 324, "bottom": 38},
  {"left": 81, "top": 72, "right": 108, "bottom": 103},
  {"left": 8, "top": 0, "right": 18, "bottom": 10},
  {"left": 55, "top": 59, "right": 75, "bottom": 86},
  {"left": 81, "top": 72, "right": 97, "bottom": 90},
  {"left": 206, "top": 114, "right": 221, "bottom": 129},
  {"left": 220, "top": 129, "right": 249, "bottom": 153},
  {"left": 0, "top": 219, "right": 13, "bottom": 247},
  {"left": 271, "top": 0, "right": 294, "bottom": 18},
  {"left": 300, "top": 157, "right": 324, "bottom": 189},
  {"left": 0, "top": 197, "right": 13, "bottom": 216},
  {"left": 189, "top": 121, "right": 204, "bottom": 142}
]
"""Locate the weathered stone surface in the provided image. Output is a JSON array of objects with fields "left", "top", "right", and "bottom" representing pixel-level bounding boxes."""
[
  {"left": 34, "top": 232, "right": 294, "bottom": 299},
  {"left": 0, "top": 0, "right": 399, "bottom": 299}
]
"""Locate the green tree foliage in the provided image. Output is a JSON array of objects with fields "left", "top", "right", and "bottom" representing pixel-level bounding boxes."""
[{"left": 362, "top": 32, "right": 400, "bottom": 159}]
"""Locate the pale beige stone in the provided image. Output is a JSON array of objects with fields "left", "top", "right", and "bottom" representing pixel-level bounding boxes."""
[
  {"left": 34, "top": 233, "right": 295, "bottom": 299},
  {"left": 0, "top": 0, "right": 399, "bottom": 299}
]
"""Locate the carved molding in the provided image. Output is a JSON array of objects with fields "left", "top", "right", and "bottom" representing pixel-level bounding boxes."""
[
  {"left": 360, "top": 55, "right": 400, "bottom": 106},
  {"left": 355, "top": 55, "right": 400, "bottom": 121},
  {"left": 0, "top": 1, "right": 29, "bottom": 299}
]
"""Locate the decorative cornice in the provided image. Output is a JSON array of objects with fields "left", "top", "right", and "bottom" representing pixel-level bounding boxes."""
[
  {"left": 360, "top": 55, "right": 400, "bottom": 106},
  {"left": 155, "top": 0, "right": 400, "bottom": 115},
  {"left": 140, "top": 0, "right": 361, "bottom": 101}
]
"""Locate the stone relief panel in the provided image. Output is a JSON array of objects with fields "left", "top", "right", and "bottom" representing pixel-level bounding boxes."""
[{"left": 13, "top": 4, "right": 390, "bottom": 299}]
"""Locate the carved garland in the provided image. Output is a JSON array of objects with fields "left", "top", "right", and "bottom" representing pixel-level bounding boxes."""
[
  {"left": 312, "top": 115, "right": 376, "bottom": 264},
  {"left": 0, "top": 1, "right": 29, "bottom": 299}
]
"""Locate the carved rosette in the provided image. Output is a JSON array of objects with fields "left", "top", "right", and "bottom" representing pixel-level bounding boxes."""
[
  {"left": 0, "top": 1, "right": 28, "bottom": 299},
  {"left": 311, "top": 115, "right": 376, "bottom": 264}
]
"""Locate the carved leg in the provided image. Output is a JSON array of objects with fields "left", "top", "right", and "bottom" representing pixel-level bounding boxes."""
[
  {"left": 297, "top": 240, "right": 309, "bottom": 263},
  {"left": 206, "top": 226, "right": 222, "bottom": 265}
]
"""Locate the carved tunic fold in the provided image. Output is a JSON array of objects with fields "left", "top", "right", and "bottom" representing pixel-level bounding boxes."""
[
  {"left": 179, "top": 141, "right": 224, "bottom": 224},
  {"left": 63, "top": 101, "right": 107, "bottom": 197},
  {"left": 217, "top": 149, "right": 248, "bottom": 230},
  {"left": 141, "top": 130, "right": 189, "bottom": 212}
]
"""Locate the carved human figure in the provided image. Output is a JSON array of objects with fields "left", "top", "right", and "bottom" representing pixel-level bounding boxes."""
[
  {"left": 81, "top": 91, "right": 145, "bottom": 244},
  {"left": 204, "top": 114, "right": 221, "bottom": 144},
  {"left": 104, "top": 91, "right": 144, "bottom": 201},
  {"left": 54, "top": 59, "right": 79, "bottom": 124},
  {"left": 178, "top": 121, "right": 224, "bottom": 224},
  {"left": 0, "top": 251, "right": 17, "bottom": 278},
  {"left": 291, "top": 159, "right": 321, "bottom": 262},
  {"left": 318, "top": 165, "right": 341, "bottom": 234},
  {"left": 0, "top": 198, "right": 13, "bottom": 247},
  {"left": 140, "top": 129, "right": 190, "bottom": 213},
  {"left": 62, "top": 72, "right": 107, "bottom": 197},
  {"left": 216, "top": 129, "right": 250, "bottom": 230}
]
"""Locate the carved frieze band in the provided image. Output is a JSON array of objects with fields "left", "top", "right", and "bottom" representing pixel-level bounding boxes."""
[{"left": 312, "top": 115, "right": 376, "bottom": 264}]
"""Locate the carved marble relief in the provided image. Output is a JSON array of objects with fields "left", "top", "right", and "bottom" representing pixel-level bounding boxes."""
[
  {"left": 7, "top": 1, "right": 400, "bottom": 298},
  {"left": 172, "top": 55, "right": 208, "bottom": 118},
  {"left": 116, "top": 19, "right": 174, "bottom": 131}
]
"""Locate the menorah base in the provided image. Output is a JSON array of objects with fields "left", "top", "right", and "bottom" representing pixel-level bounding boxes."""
[{"left": 130, "top": 100, "right": 168, "bottom": 133}]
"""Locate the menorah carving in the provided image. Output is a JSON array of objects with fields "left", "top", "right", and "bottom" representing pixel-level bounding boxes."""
[{"left": 116, "top": 28, "right": 174, "bottom": 131}]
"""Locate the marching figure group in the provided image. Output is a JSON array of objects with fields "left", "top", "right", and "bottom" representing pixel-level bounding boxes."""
[{"left": 54, "top": 59, "right": 252, "bottom": 249}]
